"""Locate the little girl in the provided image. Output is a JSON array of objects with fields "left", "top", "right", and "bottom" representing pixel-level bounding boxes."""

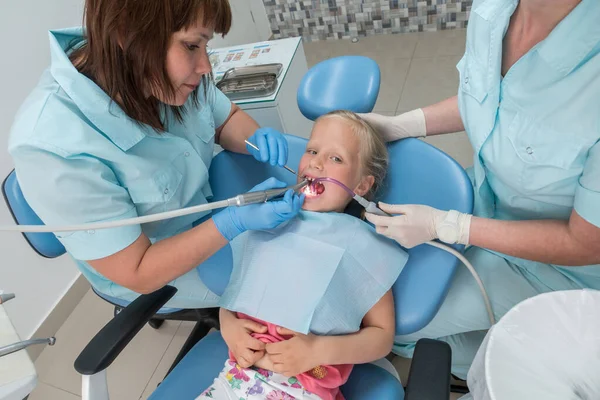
[{"left": 198, "top": 111, "right": 405, "bottom": 400}]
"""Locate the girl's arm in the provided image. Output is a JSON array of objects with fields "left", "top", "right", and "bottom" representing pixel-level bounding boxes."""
[
  {"left": 265, "top": 291, "right": 395, "bottom": 377},
  {"left": 318, "top": 290, "right": 395, "bottom": 365}
]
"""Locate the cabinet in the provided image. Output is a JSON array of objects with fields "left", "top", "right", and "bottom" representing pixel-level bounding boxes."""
[{"left": 212, "top": 38, "right": 314, "bottom": 140}]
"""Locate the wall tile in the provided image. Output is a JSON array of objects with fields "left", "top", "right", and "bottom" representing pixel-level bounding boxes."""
[{"left": 264, "top": 1, "right": 472, "bottom": 42}]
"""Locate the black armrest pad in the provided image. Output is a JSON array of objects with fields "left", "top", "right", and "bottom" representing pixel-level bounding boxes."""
[
  {"left": 74, "top": 286, "right": 177, "bottom": 375},
  {"left": 404, "top": 339, "right": 452, "bottom": 400}
]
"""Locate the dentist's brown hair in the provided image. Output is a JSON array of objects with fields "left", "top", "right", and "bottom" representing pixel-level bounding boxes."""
[{"left": 70, "top": 0, "right": 231, "bottom": 131}]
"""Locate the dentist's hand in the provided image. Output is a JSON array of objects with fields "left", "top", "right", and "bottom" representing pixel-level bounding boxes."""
[
  {"left": 358, "top": 109, "right": 427, "bottom": 142},
  {"left": 365, "top": 203, "right": 471, "bottom": 248},
  {"left": 213, "top": 178, "right": 305, "bottom": 241},
  {"left": 246, "top": 128, "right": 289, "bottom": 167}
]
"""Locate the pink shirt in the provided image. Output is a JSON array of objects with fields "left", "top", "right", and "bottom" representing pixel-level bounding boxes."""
[{"left": 229, "top": 313, "right": 353, "bottom": 400}]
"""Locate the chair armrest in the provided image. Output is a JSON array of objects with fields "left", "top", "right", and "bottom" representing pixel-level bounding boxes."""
[
  {"left": 404, "top": 339, "right": 452, "bottom": 400},
  {"left": 74, "top": 286, "right": 178, "bottom": 375}
]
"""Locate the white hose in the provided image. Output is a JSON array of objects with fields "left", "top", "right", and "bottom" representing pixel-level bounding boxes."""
[
  {"left": 0, "top": 199, "right": 231, "bottom": 233},
  {"left": 1, "top": 196, "right": 496, "bottom": 325},
  {"left": 425, "top": 240, "right": 496, "bottom": 325}
]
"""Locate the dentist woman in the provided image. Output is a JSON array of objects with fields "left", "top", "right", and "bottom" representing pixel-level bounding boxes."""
[
  {"left": 362, "top": 0, "right": 600, "bottom": 379},
  {"left": 8, "top": 0, "right": 303, "bottom": 310}
]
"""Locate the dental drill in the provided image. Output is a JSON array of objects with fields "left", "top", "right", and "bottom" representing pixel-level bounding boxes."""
[
  {"left": 0, "top": 337, "right": 56, "bottom": 358},
  {"left": 307, "top": 177, "right": 496, "bottom": 325},
  {"left": 0, "top": 180, "right": 308, "bottom": 234}
]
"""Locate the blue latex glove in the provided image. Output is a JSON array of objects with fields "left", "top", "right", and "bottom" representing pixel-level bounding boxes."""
[
  {"left": 213, "top": 178, "right": 305, "bottom": 241},
  {"left": 246, "top": 128, "right": 289, "bottom": 167}
]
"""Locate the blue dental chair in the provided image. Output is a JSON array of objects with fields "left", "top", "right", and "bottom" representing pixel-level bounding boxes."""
[
  {"left": 71, "top": 132, "right": 469, "bottom": 400},
  {"left": 3, "top": 55, "right": 470, "bottom": 399}
]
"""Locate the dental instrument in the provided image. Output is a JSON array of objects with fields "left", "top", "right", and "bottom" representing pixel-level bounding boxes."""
[
  {"left": 0, "top": 337, "right": 56, "bottom": 358},
  {"left": 306, "top": 177, "right": 496, "bottom": 325},
  {"left": 244, "top": 140, "right": 298, "bottom": 175},
  {"left": 0, "top": 180, "right": 308, "bottom": 234}
]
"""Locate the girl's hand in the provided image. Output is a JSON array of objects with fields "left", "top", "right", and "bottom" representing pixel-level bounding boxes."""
[
  {"left": 219, "top": 309, "right": 267, "bottom": 368},
  {"left": 265, "top": 327, "right": 321, "bottom": 377}
]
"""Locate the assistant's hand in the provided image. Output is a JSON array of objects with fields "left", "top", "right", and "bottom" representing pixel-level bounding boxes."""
[
  {"left": 365, "top": 203, "right": 471, "bottom": 248},
  {"left": 265, "top": 327, "right": 321, "bottom": 378},
  {"left": 246, "top": 127, "right": 289, "bottom": 167},
  {"left": 358, "top": 109, "right": 427, "bottom": 142},
  {"left": 213, "top": 178, "right": 305, "bottom": 241},
  {"left": 219, "top": 309, "right": 267, "bottom": 368}
]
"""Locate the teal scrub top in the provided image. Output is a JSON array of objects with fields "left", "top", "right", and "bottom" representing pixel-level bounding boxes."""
[
  {"left": 458, "top": 0, "right": 600, "bottom": 287},
  {"left": 8, "top": 28, "right": 232, "bottom": 292}
]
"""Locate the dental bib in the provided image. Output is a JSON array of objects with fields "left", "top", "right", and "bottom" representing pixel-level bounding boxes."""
[{"left": 219, "top": 210, "right": 408, "bottom": 335}]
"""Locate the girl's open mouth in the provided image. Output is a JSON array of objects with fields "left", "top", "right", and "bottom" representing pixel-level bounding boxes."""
[{"left": 302, "top": 177, "right": 325, "bottom": 198}]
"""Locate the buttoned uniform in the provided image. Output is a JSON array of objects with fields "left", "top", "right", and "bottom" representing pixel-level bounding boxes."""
[
  {"left": 393, "top": 0, "right": 600, "bottom": 379},
  {"left": 9, "top": 28, "right": 234, "bottom": 308}
]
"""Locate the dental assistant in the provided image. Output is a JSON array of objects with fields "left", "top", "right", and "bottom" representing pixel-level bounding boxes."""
[
  {"left": 8, "top": 0, "right": 303, "bottom": 309},
  {"left": 362, "top": 0, "right": 600, "bottom": 378}
]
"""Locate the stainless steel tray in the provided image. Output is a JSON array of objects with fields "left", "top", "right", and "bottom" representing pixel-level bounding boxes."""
[
  {"left": 221, "top": 63, "right": 283, "bottom": 80},
  {"left": 216, "top": 72, "right": 278, "bottom": 101}
]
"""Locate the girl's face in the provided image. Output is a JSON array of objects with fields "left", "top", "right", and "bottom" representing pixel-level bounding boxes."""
[
  {"left": 298, "top": 118, "right": 374, "bottom": 213},
  {"left": 163, "top": 21, "right": 214, "bottom": 106}
]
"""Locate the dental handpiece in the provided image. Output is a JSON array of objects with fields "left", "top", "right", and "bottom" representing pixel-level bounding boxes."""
[
  {"left": 0, "top": 337, "right": 56, "bottom": 358},
  {"left": 231, "top": 180, "right": 308, "bottom": 206},
  {"left": 0, "top": 180, "right": 310, "bottom": 233}
]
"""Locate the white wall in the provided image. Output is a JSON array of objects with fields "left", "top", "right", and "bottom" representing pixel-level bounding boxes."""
[
  {"left": 209, "top": 0, "right": 271, "bottom": 48},
  {"left": 0, "top": 0, "right": 85, "bottom": 339}
]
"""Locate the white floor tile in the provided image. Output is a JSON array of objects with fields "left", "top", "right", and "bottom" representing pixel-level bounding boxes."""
[
  {"left": 35, "top": 289, "right": 180, "bottom": 400},
  {"left": 450, "top": 391, "right": 468, "bottom": 399},
  {"left": 140, "top": 321, "right": 196, "bottom": 399},
  {"left": 414, "top": 29, "right": 466, "bottom": 58},
  {"left": 28, "top": 382, "right": 80, "bottom": 400},
  {"left": 422, "top": 132, "right": 474, "bottom": 169},
  {"left": 391, "top": 354, "right": 412, "bottom": 385},
  {"left": 397, "top": 56, "right": 463, "bottom": 112}
]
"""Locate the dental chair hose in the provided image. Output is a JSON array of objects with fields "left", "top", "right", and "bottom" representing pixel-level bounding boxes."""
[{"left": 0, "top": 182, "right": 306, "bottom": 234}]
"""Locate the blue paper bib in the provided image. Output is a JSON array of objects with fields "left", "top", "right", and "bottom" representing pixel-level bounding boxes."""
[{"left": 219, "top": 211, "right": 408, "bottom": 335}]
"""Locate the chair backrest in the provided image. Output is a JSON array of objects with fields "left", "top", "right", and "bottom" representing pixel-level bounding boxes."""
[
  {"left": 297, "top": 56, "right": 381, "bottom": 121},
  {"left": 209, "top": 135, "right": 474, "bottom": 335},
  {"left": 381, "top": 138, "right": 473, "bottom": 334},
  {"left": 2, "top": 170, "right": 66, "bottom": 258}
]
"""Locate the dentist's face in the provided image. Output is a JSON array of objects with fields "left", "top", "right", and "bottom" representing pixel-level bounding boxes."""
[
  {"left": 162, "top": 21, "right": 214, "bottom": 106},
  {"left": 298, "top": 117, "right": 370, "bottom": 213}
]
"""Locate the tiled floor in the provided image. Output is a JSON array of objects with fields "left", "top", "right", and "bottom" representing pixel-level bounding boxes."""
[
  {"left": 304, "top": 29, "right": 473, "bottom": 169},
  {"left": 30, "top": 30, "right": 471, "bottom": 400}
]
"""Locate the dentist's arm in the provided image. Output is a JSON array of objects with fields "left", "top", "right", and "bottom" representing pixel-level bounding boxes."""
[
  {"left": 88, "top": 179, "right": 304, "bottom": 294},
  {"left": 366, "top": 205, "right": 600, "bottom": 267},
  {"left": 216, "top": 104, "right": 259, "bottom": 154},
  {"left": 359, "top": 96, "right": 464, "bottom": 141}
]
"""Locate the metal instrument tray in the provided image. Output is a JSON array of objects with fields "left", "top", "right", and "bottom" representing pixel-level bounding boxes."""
[
  {"left": 221, "top": 63, "right": 283, "bottom": 80},
  {"left": 216, "top": 72, "right": 278, "bottom": 101}
]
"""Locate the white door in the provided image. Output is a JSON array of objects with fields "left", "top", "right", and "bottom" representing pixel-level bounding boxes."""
[{"left": 209, "top": 0, "right": 270, "bottom": 48}]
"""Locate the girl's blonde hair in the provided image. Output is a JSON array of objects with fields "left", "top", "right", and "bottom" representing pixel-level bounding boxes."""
[{"left": 317, "top": 110, "right": 388, "bottom": 200}]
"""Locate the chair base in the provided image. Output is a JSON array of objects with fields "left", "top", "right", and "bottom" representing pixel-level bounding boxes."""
[{"left": 112, "top": 302, "right": 221, "bottom": 377}]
